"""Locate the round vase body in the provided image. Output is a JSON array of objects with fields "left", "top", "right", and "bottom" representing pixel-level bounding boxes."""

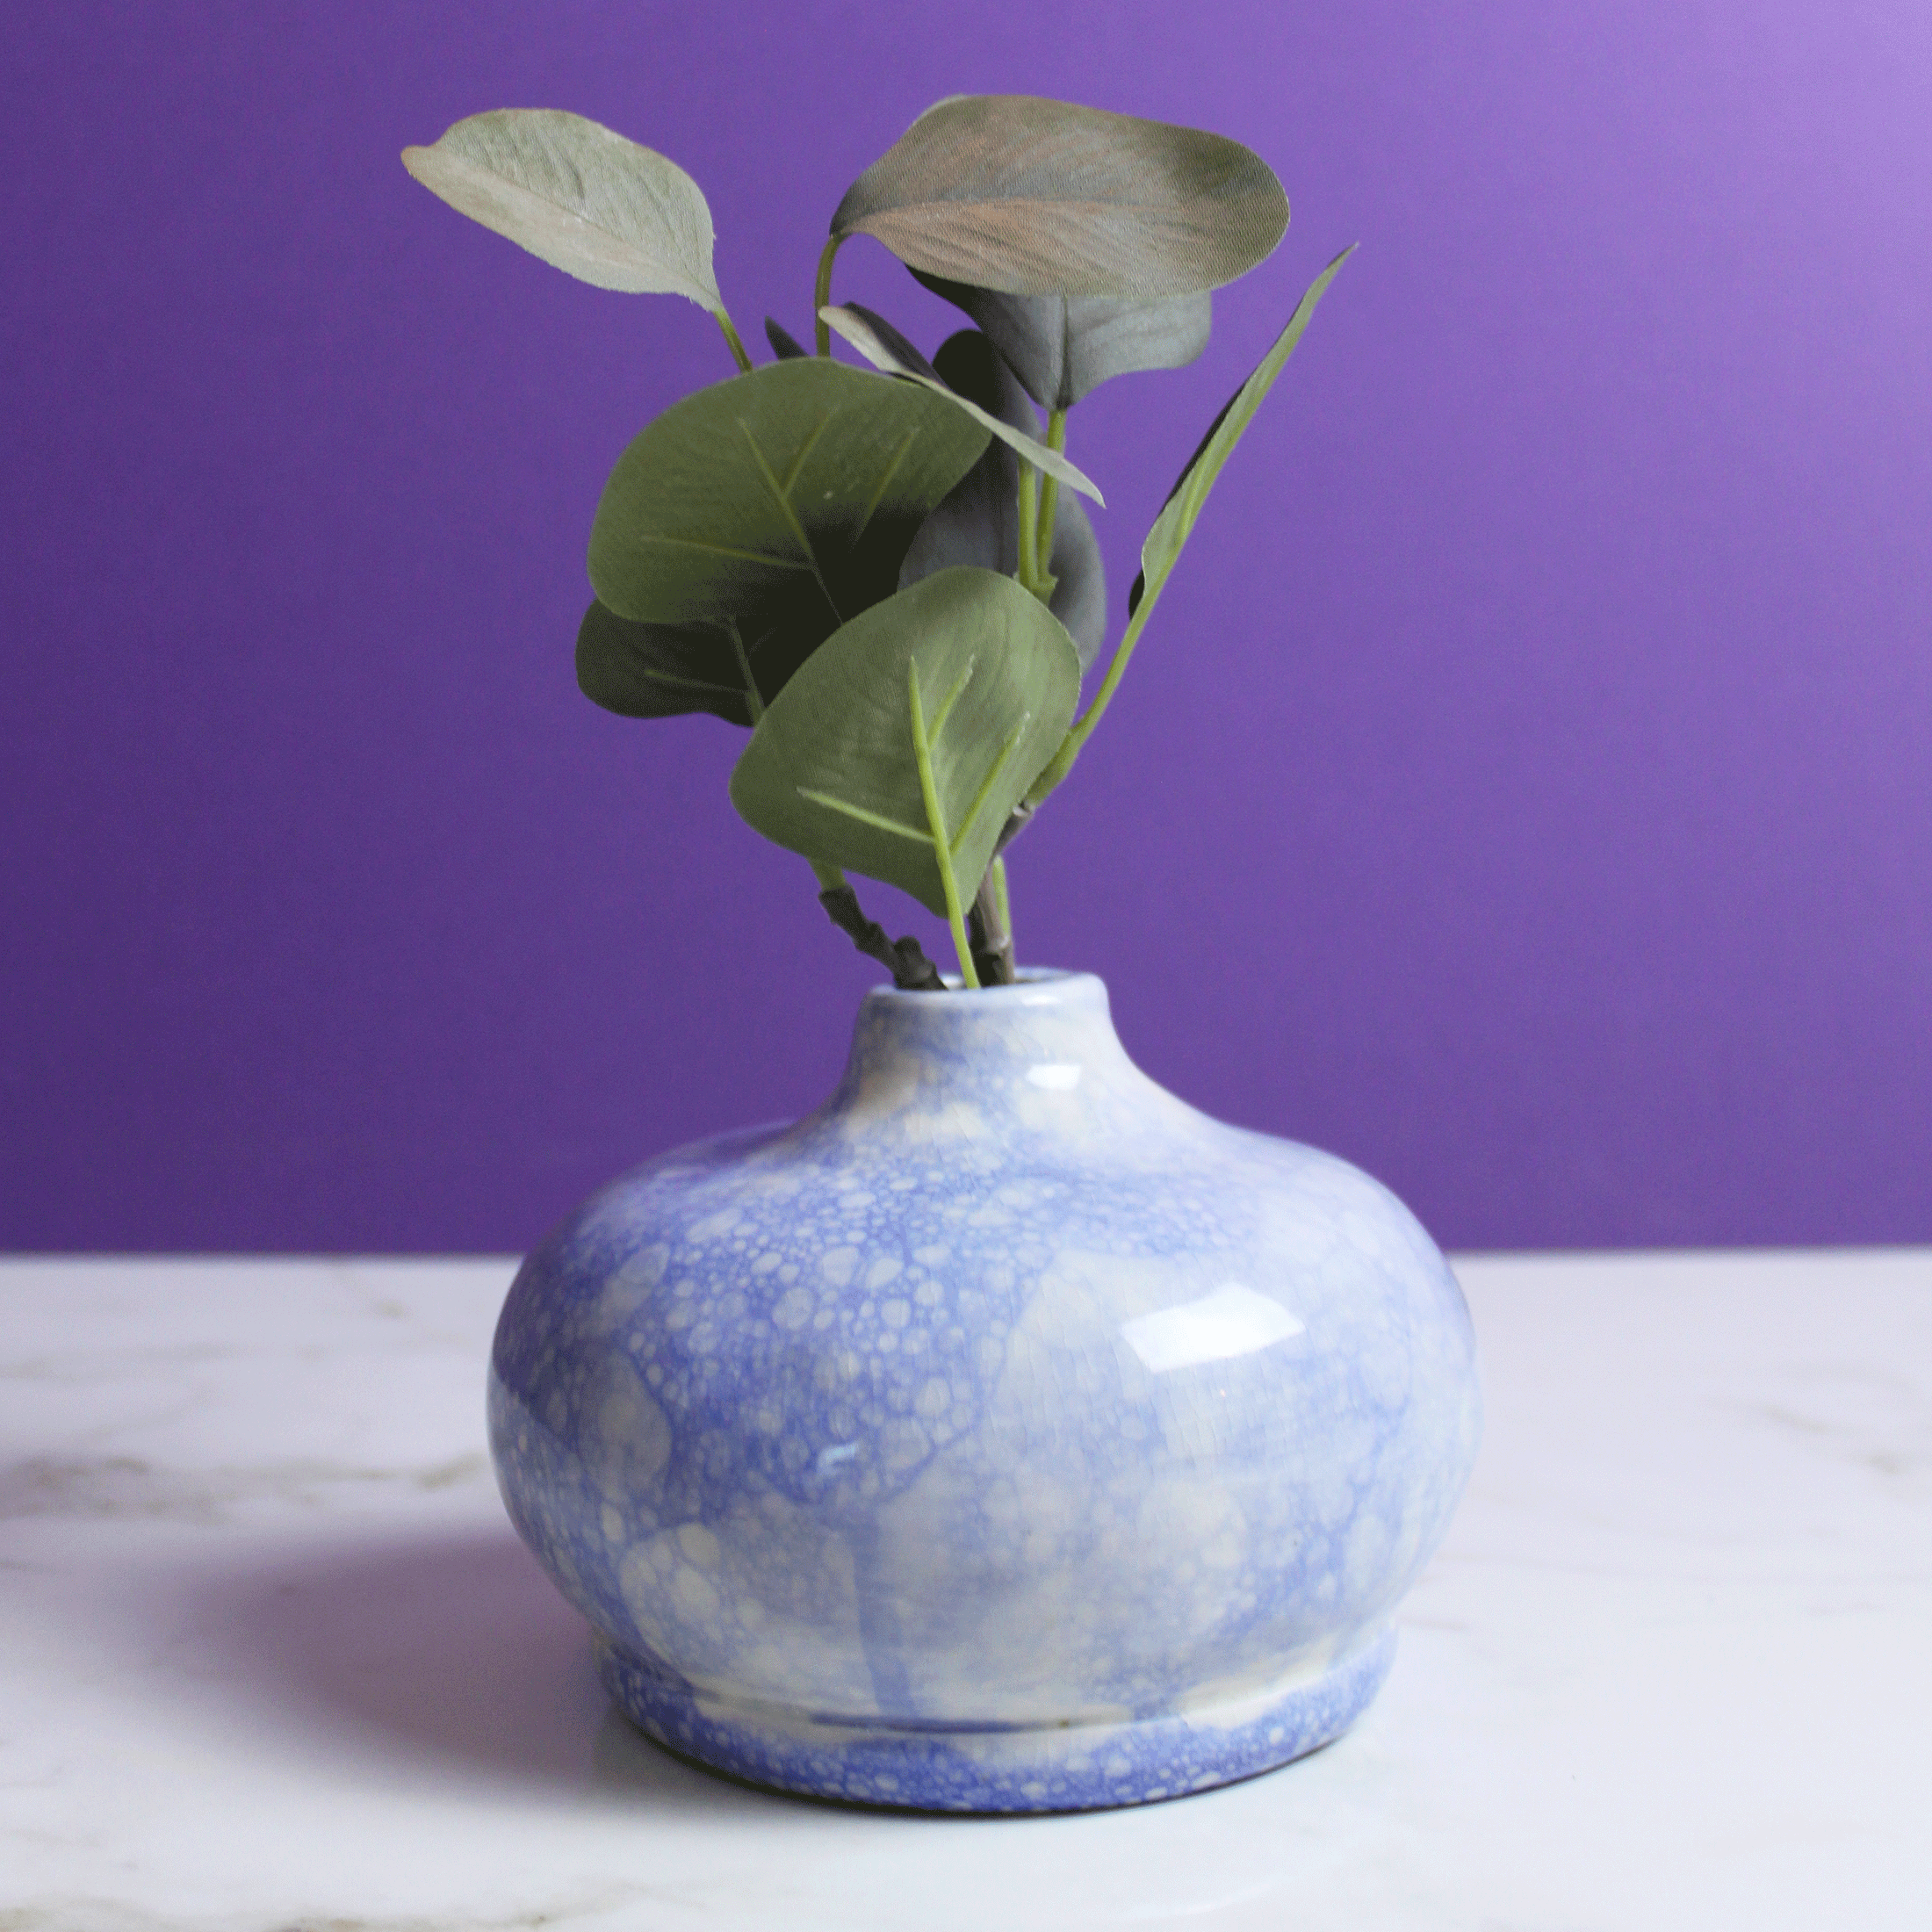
[{"left": 490, "top": 973, "right": 1480, "bottom": 1812}]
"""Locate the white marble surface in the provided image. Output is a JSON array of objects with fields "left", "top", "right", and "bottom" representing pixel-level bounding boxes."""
[{"left": 1, "top": 1250, "right": 1926, "bottom": 1930}]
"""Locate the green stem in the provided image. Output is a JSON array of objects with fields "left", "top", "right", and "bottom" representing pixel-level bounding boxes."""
[
  {"left": 714, "top": 308, "right": 753, "bottom": 374},
  {"left": 1025, "top": 568, "right": 1168, "bottom": 804},
  {"left": 812, "top": 235, "right": 843, "bottom": 356},
  {"left": 810, "top": 858, "right": 846, "bottom": 892},
  {"left": 966, "top": 866, "right": 1014, "bottom": 984},
  {"left": 1015, "top": 457, "right": 1043, "bottom": 599},
  {"left": 992, "top": 854, "right": 1011, "bottom": 951},
  {"left": 1034, "top": 410, "right": 1067, "bottom": 580},
  {"left": 908, "top": 660, "right": 980, "bottom": 989}
]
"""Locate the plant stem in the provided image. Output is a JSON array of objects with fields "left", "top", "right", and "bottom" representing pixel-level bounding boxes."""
[
  {"left": 812, "top": 235, "right": 843, "bottom": 356},
  {"left": 992, "top": 853, "right": 1011, "bottom": 946},
  {"left": 1025, "top": 571, "right": 1167, "bottom": 804},
  {"left": 1034, "top": 409, "right": 1067, "bottom": 580},
  {"left": 815, "top": 868, "right": 946, "bottom": 990},
  {"left": 1015, "top": 457, "right": 1043, "bottom": 600},
  {"left": 907, "top": 660, "right": 980, "bottom": 989},
  {"left": 967, "top": 858, "right": 1015, "bottom": 984},
  {"left": 713, "top": 308, "right": 753, "bottom": 374}
]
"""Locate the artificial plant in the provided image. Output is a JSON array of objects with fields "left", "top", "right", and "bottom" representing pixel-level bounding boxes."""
[{"left": 404, "top": 95, "right": 1351, "bottom": 989}]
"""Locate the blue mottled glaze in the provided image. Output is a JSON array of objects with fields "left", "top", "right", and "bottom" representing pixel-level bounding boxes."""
[{"left": 490, "top": 971, "right": 1480, "bottom": 1812}]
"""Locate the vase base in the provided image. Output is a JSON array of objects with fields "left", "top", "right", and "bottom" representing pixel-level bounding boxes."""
[{"left": 594, "top": 1627, "right": 1396, "bottom": 1814}]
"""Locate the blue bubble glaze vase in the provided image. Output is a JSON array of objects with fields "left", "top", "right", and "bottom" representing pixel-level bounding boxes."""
[{"left": 489, "top": 970, "right": 1480, "bottom": 1813}]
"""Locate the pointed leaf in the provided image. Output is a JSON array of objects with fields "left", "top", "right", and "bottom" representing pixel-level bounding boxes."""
[
  {"left": 764, "top": 317, "right": 808, "bottom": 360},
  {"left": 1129, "top": 245, "right": 1355, "bottom": 618},
  {"left": 832, "top": 303, "right": 944, "bottom": 384},
  {"left": 402, "top": 111, "right": 722, "bottom": 306},
  {"left": 914, "top": 273, "right": 1210, "bottom": 409},
  {"left": 831, "top": 95, "right": 1288, "bottom": 299},
  {"left": 899, "top": 332, "right": 1107, "bottom": 668},
  {"left": 588, "top": 358, "right": 988, "bottom": 701},
  {"left": 820, "top": 304, "right": 1104, "bottom": 503},
  {"left": 730, "top": 569, "right": 1080, "bottom": 916}
]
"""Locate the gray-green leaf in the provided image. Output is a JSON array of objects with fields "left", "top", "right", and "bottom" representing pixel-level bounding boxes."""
[
  {"left": 575, "top": 598, "right": 778, "bottom": 726},
  {"left": 820, "top": 304, "right": 1104, "bottom": 503},
  {"left": 831, "top": 95, "right": 1288, "bottom": 299},
  {"left": 825, "top": 303, "right": 943, "bottom": 383},
  {"left": 402, "top": 110, "right": 723, "bottom": 306},
  {"left": 899, "top": 332, "right": 1106, "bottom": 669},
  {"left": 730, "top": 568, "right": 1080, "bottom": 918},
  {"left": 1130, "top": 245, "right": 1356, "bottom": 620},
  {"left": 913, "top": 274, "right": 1210, "bottom": 410},
  {"left": 588, "top": 358, "right": 988, "bottom": 692}
]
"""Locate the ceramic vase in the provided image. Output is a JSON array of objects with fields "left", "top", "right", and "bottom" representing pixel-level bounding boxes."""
[{"left": 489, "top": 970, "right": 1480, "bottom": 1812}]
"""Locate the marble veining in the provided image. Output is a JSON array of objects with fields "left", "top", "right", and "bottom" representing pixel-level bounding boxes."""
[
  {"left": 489, "top": 973, "right": 1481, "bottom": 1809},
  {"left": 0, "top": 1452, "right": 489, "bottom": 1527}
]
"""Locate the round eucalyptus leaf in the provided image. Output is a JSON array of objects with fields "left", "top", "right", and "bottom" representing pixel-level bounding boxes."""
[
  {"left": 820, "top": 304, "right": 1103, "bottom": 503},
  {"left": 730, "top": 568, "right": 1080, "bottom": 918},
  {"left": 402, "top": 110, "right": 722, "bottom": 306},
  {"left": 831, "top": 95, "right": 1288, "bottom": 299},
  {"left": 913, "top": 272, "right": 1210, "bottom": 410},
  {"left": 577, "top": 598, "right": 804, "bottom": 726},
  {"left": 588, "top": 358, "right": 988, "bottom": 690},
  {"left": 899, "top": 333, "right": 1107, "bottom": 669}
]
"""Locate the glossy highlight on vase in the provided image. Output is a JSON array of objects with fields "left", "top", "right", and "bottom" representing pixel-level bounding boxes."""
[{"left": 489, "top": 972, "right": 1481, "bottom": 1811}]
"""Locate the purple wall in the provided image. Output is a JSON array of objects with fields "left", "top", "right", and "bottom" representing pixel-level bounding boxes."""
[{"left": 4, "top": 2, "right": 1928, "bottom": 1253}]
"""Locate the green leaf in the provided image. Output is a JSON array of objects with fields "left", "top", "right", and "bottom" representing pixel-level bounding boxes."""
[
  {"left": 820, "top": 304, "right": 1104, "bottom": 504},
  {"left": 588, "top": 358, "right": 989, "bottom": 696},
  {"left": 1129, "top": 245, "right": 1356, "bottom": 619},
  {"left": 913, "top": 274, "right": 1210, "bottom": 409},
  {"left": 576, "top": 598, "right": 795, "bottom": 726},
  {"left": 899, "top": 332, "right": 1107, "bottom": 669},
  {"left": 1021, "top": 246, "right": 1355, "bottom": 811},
  {"left": 402, "top": 111, "right": 723, "bottom": 307},
  {"left": 830, "top": 95, "right": 1288, "bottom": 300},
  {"left": 729, "top": 568, "right": 1080, "bottom": 919}
]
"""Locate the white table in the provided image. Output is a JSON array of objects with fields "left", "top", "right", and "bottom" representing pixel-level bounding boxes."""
[{"left": 2, "top": 1251, "right": 1926, "bottom": 1930}]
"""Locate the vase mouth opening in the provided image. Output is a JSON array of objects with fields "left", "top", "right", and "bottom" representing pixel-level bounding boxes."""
[{"left": 861, "top": 967, "right": 1107, "bottom": 1013}]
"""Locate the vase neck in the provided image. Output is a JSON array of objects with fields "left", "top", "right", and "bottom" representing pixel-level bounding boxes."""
[{"left": 821, "top": 971, "right": 1152, "bottom": 1121}]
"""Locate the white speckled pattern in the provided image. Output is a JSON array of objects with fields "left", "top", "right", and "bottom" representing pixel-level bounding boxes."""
[{"left": 489, "top": 972, "right": 1481, "bottom": 1810}]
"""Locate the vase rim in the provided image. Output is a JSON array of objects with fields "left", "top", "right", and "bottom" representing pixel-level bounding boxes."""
[{"left": 861, "top": 966, "right": 1106, "bottom": 1009}]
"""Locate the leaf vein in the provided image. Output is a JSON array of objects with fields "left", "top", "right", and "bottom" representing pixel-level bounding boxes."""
[
  {"left": 780, "top": 412, "right": 834, "bottom": 497},
  {"left": 630, "top": 667, "right": 742, "bottom": 696},
  {"left": 631, "top": 534, "right": 817, "bottom": 571},
  {"left": 739, "top": 418, "right": 844, "bottom": 624},
  {"left": 951, "top": 710, "right": 1032, "bottom": 859},
  {"left": 926, "top": 655, "right": 977, "bottom": 748},
  {"left": 797, "top": 788, "right": 934, "bottom": 845},
  {"left": 854, "top": 428, "right": 921, "bottom": 545}
]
